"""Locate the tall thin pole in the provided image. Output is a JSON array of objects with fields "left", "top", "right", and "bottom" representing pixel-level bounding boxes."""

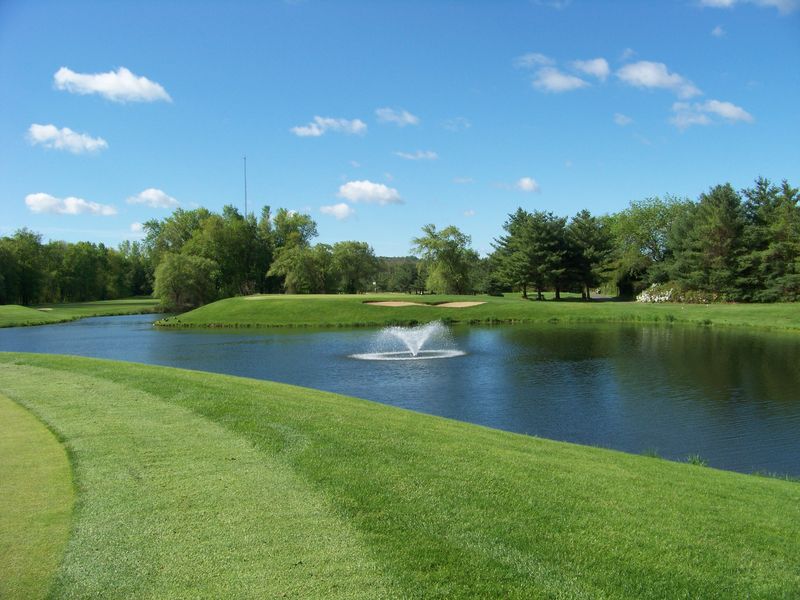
[{"left": 243, "top": 155, "right": 248, "bottom": 217}]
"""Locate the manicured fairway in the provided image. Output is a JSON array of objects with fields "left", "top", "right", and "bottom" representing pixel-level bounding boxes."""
[
  {"left": 0, "top": 393, "right": 73, "bottom": 599},
  {"left": 158, "top": 293, "right": 800, "bottom": 332},
  {"left": 0, "top": 298, "right": 159, "bottom": 328},
  {"left": 1, "top": 353, "right": 799, "bottom": 598}
]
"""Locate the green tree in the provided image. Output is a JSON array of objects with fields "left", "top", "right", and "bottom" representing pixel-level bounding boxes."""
[
  {"left": 332, "top": 241, "right": 378, "bottom": 293},
  {"left": 667, "top": 184, "right": 744, "bottom": 297},
  {"left": 606, "top": 196, "right": 692, "bottom": 296},
  {"left": 412, "top": 224, "right": 478, "bottom": 294},
  {"left": 567, "top": 210, "right": 614, "bottom": 300},
  {"left": 153, "top": 253, "right": 219, "bottom": 310}
]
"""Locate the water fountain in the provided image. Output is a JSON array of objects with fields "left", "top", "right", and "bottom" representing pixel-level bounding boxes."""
[{"left": 351, "top": 320, "right": 466, "bottom": 361}]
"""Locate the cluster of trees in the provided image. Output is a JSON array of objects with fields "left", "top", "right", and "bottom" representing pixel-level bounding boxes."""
[
  {"left": 0, "top": 230, "right": 149, "bottom": 305},
  {"left": 2, "top": 176, "right": 797, "bottom": 309},
  {"left": 609, "top": 178, "right": 800, "bottom": 302}
]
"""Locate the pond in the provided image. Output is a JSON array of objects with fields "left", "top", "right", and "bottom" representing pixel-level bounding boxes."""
[{"left": 1, "top": 314, "right": 799, "bottom": 476}]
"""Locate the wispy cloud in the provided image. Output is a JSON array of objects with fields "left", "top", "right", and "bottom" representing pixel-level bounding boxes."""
[
  {"left": 572, "top": 58, "right": 610, "bottom": 81},
  {"left": 337, "top": 180, "right": 402, "bottom": 205},
  {"left": 395, "top": 150, "right": 438, "bottom": 161},
  {"left": 711, "top": 24, "right": 726, "bottom": 36},
  {"left": 453, "top": 177, "right": 474, "bottom": 184},
  {"left": 516, "top": 177, "right": 541, "bottom": 192},
  {"left": 442, "top": 117, "right": 472, "bottom": 132},
  {"left": 671, "top": 99, "right": 754, "bottom": 129},
  {"left": 54, "top": 67, "right": 171, "bottom": 103},
  {"left": 375, "top": 107, "right": 419, "bottom": 127},
  {"left": 613, "top": 113, "right": 633, "bottom": 126},
  {"left": 463, "top": 209, "right": 476, "bottom": 217},
  {"left": 616, "top": 61, "right": 701, "bottom": 98},
  {"left": 514, "top": 52, "right": 554, "bottom": 68},
  {"left": 320, "top": 203, "right": 355, "bottom": 220},
  {"left": 127, "top": 188, "right": 179, "bottom": 208},
  {"left": 25, "top": 192, "right": 117, "bottom": 216},
  {"left": 130, "top": 222, "right": 145, "bottom": 234},
  {"left": 27, "top": 123, "right": 108, "bottom": 153},
  {"left": 699, "top": 0, "right": 798, "bottom": 15},
  {"left": 533, "top": 67, "right": 589, "bottom": 92},
  {"left": 291, "top": 116, "right": 367, "bottom": 137}
]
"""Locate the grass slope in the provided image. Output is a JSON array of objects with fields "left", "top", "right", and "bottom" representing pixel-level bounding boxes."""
[
  {"left": 0, "top": 394, "right": 73, "bottom": 599},
  {"left": 158, "top": 293, "right": 800, "bottom": 332},
  {"left": 0, "top": 298, "right": 159, "bottom": 328},
  {"left": 1, "top": 353, "right": 798, "bottom": 598}
]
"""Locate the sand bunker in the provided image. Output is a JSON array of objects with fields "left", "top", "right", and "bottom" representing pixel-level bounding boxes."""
[
  {"left": 37, "top": 308, "right": 54, "bottom": 311},
  {"left": 366, "top": 301, "right": 427, "bottom": 307},
  {"left": 435, "top": 301, "right": 486, "bottom": 308},
  {"left": 365, "top": 301, "right": 486, "bottom": 308}
]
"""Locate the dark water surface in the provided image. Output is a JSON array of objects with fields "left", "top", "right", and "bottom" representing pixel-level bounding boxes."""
[{"left": 2, "top": 314, "right": 799, "bottom": 476}]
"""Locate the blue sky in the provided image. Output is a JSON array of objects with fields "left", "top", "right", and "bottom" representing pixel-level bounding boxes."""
[{"left": 1, "top": 0, "right": 798, "bottom": 256}]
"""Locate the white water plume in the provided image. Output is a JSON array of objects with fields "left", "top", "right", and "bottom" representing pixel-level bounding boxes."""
[{"left": 351, "top": 320, "right": 465, "bottom": 361}]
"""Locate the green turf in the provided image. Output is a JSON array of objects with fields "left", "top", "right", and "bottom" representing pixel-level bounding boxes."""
[
  {"left": 1, "top": 353, "right": 798, "bottom": 598},
  {"left": 0, "top": 393, "right": 73, "bottom": 599},
  {"left": 0, "top": 298, "right": 159, "bottom": 328},
  {"left": 158, "top": 293, "right": 800, "bottom": 332}
]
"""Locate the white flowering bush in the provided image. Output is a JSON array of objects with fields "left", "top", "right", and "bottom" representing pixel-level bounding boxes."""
[{"left": 636, "top": 284, "right": 674, "bottom": 303}]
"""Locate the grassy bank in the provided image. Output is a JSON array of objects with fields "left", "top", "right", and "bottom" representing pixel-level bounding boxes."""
[
  {"left": 0, "top": 393, "right": 73, "bottom": 599},
  {"left": 157, "top": 293, "right": 800, "bottom": 332},
  {"left": 0, "top": 298, "right": 159, "bottom": 328},
  {"left": 1, "top": 353, "right": 798, "bottom": 598}
]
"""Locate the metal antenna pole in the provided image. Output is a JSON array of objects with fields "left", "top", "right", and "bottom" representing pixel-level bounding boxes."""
[{"left": 243, "top": 155, "right": 248, "bottom": 217}]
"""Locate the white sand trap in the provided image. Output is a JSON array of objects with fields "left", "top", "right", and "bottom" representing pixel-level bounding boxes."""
[
  {"left": 436, "top": 301, "right": 486, "bottom": 308},
  {"left": 366, "top": 301, "right": 427, "bottom": 307},
  {"left": 37, "top": 308, "right": 54, "bottom": 311}
]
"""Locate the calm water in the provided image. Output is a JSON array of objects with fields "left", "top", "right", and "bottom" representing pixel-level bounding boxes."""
[{"left": 2, "top": 314, "right": 799, "bottom": 476}]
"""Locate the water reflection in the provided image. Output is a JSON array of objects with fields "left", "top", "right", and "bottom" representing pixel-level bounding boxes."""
[{"left": 1, "top": 315, "right": 798, "bottom": 475}]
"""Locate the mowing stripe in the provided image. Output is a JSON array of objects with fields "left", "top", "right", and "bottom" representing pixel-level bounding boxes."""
[
  {"left": 0, "top": 393, "right": 73, "bottom": 600},
  {"left": 0, "top": 364, "right": 398, "bottom": 599}
]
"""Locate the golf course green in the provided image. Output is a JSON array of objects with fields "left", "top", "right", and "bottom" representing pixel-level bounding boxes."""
[
  {"left": 0, "top": 298, "right": 159, "bottom": 328},
  {"left": 1, "top": 353, "right": 798, "bottom": 598},
  {"left": 157, "top": 293, "right": 800, "bottom": 332}
]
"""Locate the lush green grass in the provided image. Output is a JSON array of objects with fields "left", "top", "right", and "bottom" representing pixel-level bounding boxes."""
[
  {"left": 2, "top": 353, "right": 798, "bottom": 598},
  {"left": 0, "top": 393, "right": 73, "bottom": 599},
  {"left": 0, "top": 298, "right": 159, "bottom": 328},
  {"left": 158, "top": 293, "right": 800, "bottom": 332}
]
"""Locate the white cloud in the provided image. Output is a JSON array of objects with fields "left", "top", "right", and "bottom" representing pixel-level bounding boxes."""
[
  {"left": 349, "top": 160, "right": 361, "bottom": 168},
  {"left": 616, "top": 61, "right": 701, "bottom": 98},
  {"left": 337, "top": 180, "right": 403, "bottom": 205},
  {"left": 453, "top": 177, "right": 474, "bottom": 184},
  {"left": 130, "top": 222, "right": 144, "bottom": 233},
  {"left": 699, "top": 0, "right": 798, "bottom": 14},
  {"left": 27, "top": 123, "right": 108, "bottom": 153},
  {"left": 320, "top": 203, "right": 355, "bottom": 220},
  {"left": 127, "top": 188, "right": 179, "bottom": 208},
  {"left": 375, "top": 107, "right": 419, "bottom": 126},
  {"left": 671, "top": 99, "right": 754, "bottom": 129},
  {"left": 291, "top": 116, "right": 367, "bottom": 137},
  {"left": 621, "top": 48, "right": 637, "bottom": 61},
  {"left": 516, "top": 177, "right": 541, "bottom": 193},
  {"left": 25, "top": 193, "right": 117, "bottom": 216},
  {"left": 572, "top": 58, "right": 610, "bottom": 81},
  {"left": 533, "top": 67, "right": 589, "bottom": 92},
  {"left": 53, "top": 67, "right": 171, "bottom": 103},
  {"left": 614, "top": 113, "right": 633, "bottom": 126},
  {"left": 395, "top": 150, "right": 438, "bottom": 161},
  {"left": 711, "top": 25, "right": 726, "bottom": 36},
  {"left": 442, "top": 117, "right": 472, "bottom": 132},
  {"left": 464, "top": 209, "right": 476, "bottom": 217},
  {"left": 514, "top": 52, "right": 554, "bottom": 68}
]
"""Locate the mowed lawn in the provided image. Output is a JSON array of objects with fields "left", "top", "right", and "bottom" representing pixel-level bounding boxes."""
[
  {"left": 0, "top": 298, "right": 159, "bottom": 328},
  {"left": 158, "top": 293, "right": 800, "bottom": 332},
  {"left": 1, "top": 353, "right": 798, "bottom": 598}
]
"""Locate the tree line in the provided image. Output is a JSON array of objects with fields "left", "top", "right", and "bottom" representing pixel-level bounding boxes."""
[{"left": 1, "top": 177, "right": 797, "bottom": 309}]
